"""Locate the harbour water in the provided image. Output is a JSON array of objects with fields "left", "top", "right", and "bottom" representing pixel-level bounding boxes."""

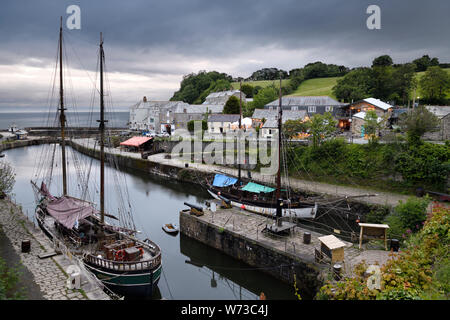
[
  {"left": 0, "top": 112, "right": 129, "bottom": 130},
  {"left": 3, "top": 144, "right": 296, "bottom": 300}
]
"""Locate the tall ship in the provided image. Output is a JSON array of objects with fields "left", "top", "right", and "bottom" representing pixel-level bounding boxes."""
[
  {"left": 31, "top": 18, "right": 162, "bottom": 298},
  {"left": 205, "top": 80, "right": 318, "bottom": 219}
]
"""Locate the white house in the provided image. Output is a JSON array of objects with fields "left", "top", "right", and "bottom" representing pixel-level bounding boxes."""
[{"left": 207, "top": 114, "right": 241, "bottom": 134}]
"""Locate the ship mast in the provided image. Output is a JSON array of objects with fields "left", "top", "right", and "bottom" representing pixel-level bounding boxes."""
[
  {"left": 98, "top": 32, "right": 107, "bottom": 225},
  {"left": 238, "top": 81, "right": 242, "bottom": 183},
  {"left": 59, "top": 17, "right": 68, "bottom": 196},
  {"left": 276, "top": 76, "right": 283, "bottom": 225}
]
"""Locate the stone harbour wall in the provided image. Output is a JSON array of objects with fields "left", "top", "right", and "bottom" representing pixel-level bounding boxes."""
[{"left": 179, "top": 211, "right": 325, "bottom": 300}]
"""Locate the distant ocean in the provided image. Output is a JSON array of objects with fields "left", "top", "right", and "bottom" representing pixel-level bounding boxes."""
[{"left": 0, "top": 111, "right": 129, "bottom": 130}]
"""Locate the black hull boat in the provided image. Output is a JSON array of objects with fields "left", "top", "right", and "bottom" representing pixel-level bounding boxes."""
[
  {"left": 31, "top": 20, "right": 162, "bottom": 299},
  {"left": 206, "top": 175, "right": 317, "bottom": 219}
]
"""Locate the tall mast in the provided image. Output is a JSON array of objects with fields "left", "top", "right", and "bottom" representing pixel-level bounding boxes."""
[
  {"left": 98, "top": 32, "right": 106, "bottom": 225},
  {"left": 59, "top": 16, "right": 68, "bottom": 196},
  {"left": 238, "top": 81, "right": 242, "bottom": 182},
  {"left": 276, "top": 76, "right": 282, "bottom": 200}
]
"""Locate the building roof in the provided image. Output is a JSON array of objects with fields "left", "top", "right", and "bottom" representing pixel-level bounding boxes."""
[
  {"left": 120, "top": 136, "right": 152, "bottom": 147},
  {"left": 173, "top": 104, "right": 224, "bottom": 114},
  {"left": 425, "top": 106, "right": 450, "bottom": 118},
  {"left": 352, "top": 111, "right": 382, "bottom": 123},
  {"left": 204, "top": 90, "right": 243, "bottom": 99},
  {"left": 130, "top": 100, "right": 189, "bottom": 110},
  {"left": 265, "top": 96, "right": 344, "bottom": 107},
  {"left": 207, "top": 114, "right": 241, "bottom": 123},
  {"left": 362, "top": 98, "right": 393, "bottom": 110},
  {"left": 254, "top": 109, "right": 308, "bottom": 126}
]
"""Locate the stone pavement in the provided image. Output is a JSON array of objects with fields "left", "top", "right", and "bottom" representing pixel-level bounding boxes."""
[
  {"left": 193, "top": 201, "right": 396, "bottom": 277},
  {"left": 0, "top": 198, "right": 110, "bottom": 300}
]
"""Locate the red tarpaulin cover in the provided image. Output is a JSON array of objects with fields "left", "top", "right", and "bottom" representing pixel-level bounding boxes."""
[
  {"left": 120, "top": 136, "right": 152, "bottom": 147},
  {"left": 40, "top": 182, "right": 97, "bottom": 229},
  {"left": 45, "top": 196, "right": 97, "bottom": 229}
]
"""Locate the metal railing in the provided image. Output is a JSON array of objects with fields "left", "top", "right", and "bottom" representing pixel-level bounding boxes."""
[{"left": 85, "top": 253, "right": 161, "bottom": 272}]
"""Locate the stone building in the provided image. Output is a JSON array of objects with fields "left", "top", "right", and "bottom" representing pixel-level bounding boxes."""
[
  {"left": 128, "top": 97, "right": 224, "bottom": 133},
  {"left": 257, "top": 110, "right": 308, "bottom": 139},
  {"left": 264, "top": 96, "right": 344, "bottom": 117},
  {"left": 207, "top": 114, "right": 241, "bottom": 134},
  {"left": 423, "top": 106, "right": 450, "bottom": 141},
  {"left": 128, "top": 97, "right": 189, "bottom": 132},
  {"left": 203, "top": 90, "right": 246, "bottom": 105},
  {"left": 173, "top": 104, "right": 224, "bottom": 130},
  {"left": 338, "top": 98, "right": 393, "bottom": 132}
]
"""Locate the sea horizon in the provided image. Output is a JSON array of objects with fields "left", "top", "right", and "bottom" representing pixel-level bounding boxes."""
[{"left": 0, "top": 111, "right": 129, "bottom": 130}]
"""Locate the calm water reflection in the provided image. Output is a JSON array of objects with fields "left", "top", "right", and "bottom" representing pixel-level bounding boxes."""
[{"left": 4, "top": 145, "right": 296, "bottom": 300}]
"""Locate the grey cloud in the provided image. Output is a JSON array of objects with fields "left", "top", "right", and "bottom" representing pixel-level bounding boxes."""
[{"left": 0, "top": 0, "right": 449, "bottom": 109}]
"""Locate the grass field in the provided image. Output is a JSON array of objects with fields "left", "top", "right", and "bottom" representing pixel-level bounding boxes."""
[
  {"left": 231, "top": 68, "right": 450, "bottom": 100},
  {"left": 231, "top": 79, "right": 290, "bottom": 90},
  {"left": 288, "top": 77, "right": 341, "bottom": 98}
]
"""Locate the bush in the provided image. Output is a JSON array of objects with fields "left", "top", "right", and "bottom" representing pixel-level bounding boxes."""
[
  {"left": 317, "top": 204, "right": 449, "bottom": 300},
  {"left": 394, "top": 196, "right": 430, "bottom": 232},
  {"left": 0, "top": 161, "right": 15, "bottom": 196}
]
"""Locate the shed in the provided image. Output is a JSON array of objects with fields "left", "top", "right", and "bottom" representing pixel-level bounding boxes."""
[{"left": 318, "top": 235, "right": 346, "bottom": 263}]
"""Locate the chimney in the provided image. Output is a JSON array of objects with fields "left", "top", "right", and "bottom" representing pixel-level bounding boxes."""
[{"left": 143, "top": 96, "right": 147, "bottom": 102}]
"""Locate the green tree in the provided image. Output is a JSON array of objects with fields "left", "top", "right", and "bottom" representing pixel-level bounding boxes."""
[
  {"left": 252, "top": 86, "right": 278, "bottom": 108},
  {"left": 399, "top": 105, "right": 440, "bottom": 145},
  {"left": 332, "top": 68, "right": 374, "bottom": 102},
  {"left": 372, "top": 55, "right": 393, "bottom": 67},
  {"left": 413, "top": 55, "right": 440, "bottom": 72},
  {"left": 391, "top": 63, "right": 417, "bottom": 105},
  {"left": 240, "top": 84, "right": 254, "bottom": 98},
  {"left": 283, "top": 119, "right": 308, "bottom": 139},
  {"left": 223, "top": 96, "right": 241, "bottom": 114},
  {"left": 419, "top": 66, "right": 450, "bottom": 104},
  {"left": 364, "top": 110, "right": 384, "bottom": 145},
  {"left": 371, "top": 64, "right": 394, "bottom": 101},
  {"left": 307, "top": 112, "right": 337, "bottom": 147},
  {"left": 170, "top": 71, "right": 233, "bottom": 104},
  {"left": 0, "top": 161, "right": 15, "bottom": 197},
  {"left": 187, "top": 119, "right": 208, "bottom": 132}
]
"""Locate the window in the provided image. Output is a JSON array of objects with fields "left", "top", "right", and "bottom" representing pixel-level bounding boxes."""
[
  {"left": 291, "top": 106, "right": 298, "bottom": 111},
  {"left": 308, "top": 106, "right": 316, "bottom": 113},
  {"left": 325, "top": 106, "right": 333, "bottom": 112}
]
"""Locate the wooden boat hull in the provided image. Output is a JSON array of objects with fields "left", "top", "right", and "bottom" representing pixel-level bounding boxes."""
[
  {"left": 35, "top": 207, "right": 162, "bottom": 298},
  {"left": 207, "top": 189, "right": 317, "bottom": 219},
  {"left": 83, "top": 261, "right": 162, "bottom": 297}
]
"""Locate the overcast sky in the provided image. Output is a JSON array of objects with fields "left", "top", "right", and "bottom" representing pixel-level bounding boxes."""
[{"left": 0, "top": 0, "right": 449, "bottom": 111}]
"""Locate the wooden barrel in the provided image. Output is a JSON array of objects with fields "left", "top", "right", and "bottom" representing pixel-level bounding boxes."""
[
  {"left": 21, "top": 240, "right": 31, "bottom": 253},
  {"left": 303, "top": 232, "right": 311, "bottom": 244}
]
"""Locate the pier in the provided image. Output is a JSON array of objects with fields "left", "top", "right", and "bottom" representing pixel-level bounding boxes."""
[{"left": 179, "top": 200, "right": 395, "bottom": 299}]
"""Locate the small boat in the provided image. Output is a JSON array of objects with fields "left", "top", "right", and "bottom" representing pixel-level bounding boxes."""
[
  {"left": 162, "top": 223, "right": 179, "bottom": 235},
  {"left": 0, "top": 153, "right": 5, "bottom": 158}
]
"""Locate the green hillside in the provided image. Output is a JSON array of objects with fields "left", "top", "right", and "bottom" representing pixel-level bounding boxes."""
[
  {"left": 231, "top": 68, "right": 450, "bottom": 100},
  {"left": 231, "top": 79, "right": 290, "bottom": 90},
  {"left": 288, "top": 77, "right": 341, "bottom": 98}
]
